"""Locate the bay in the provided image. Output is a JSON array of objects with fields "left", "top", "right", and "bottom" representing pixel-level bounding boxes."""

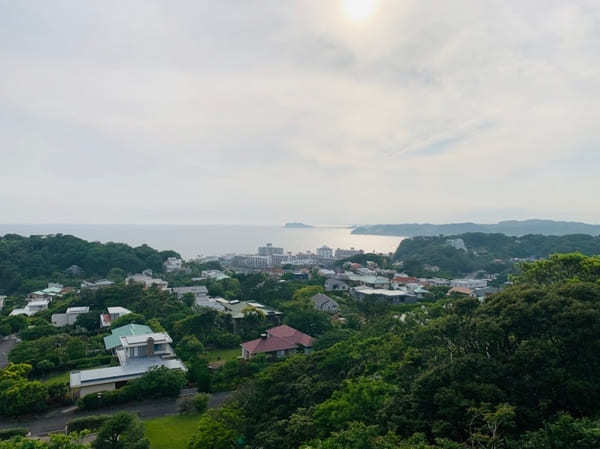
[{"left": 0, "top": 224, "right": 404, "bottom": 259}]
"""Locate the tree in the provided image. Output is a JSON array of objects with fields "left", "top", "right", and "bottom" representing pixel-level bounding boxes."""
[
  {"left": 189, "top": 409, "right": 242, "bottom": 449},
  {"left": 75, "top": 311, "right": 100, "bottom": 331},
  {"left": 176, "top": 335, "right": 205, "bottom": 361},
  {"left": 92, "top": 412, "right": 149, "bottom": 449},
  {"left": 283, "top": 308, "right": 332, "bottom": 336},
  {"left": 66, "top": 338, "right": 86, "bottom": 360}
]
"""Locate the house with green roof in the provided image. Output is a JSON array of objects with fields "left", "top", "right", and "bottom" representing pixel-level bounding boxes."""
[{"left": 103, "top": 323, "right": 153, "bottom": 351}]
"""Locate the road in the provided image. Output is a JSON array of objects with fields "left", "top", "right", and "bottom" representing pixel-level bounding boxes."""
[
  {"left": 0, "top": 390, "right": 232, "bottom": 436},
  {"left": 0, "top": 335, "right": 18, "bottom": 369}
]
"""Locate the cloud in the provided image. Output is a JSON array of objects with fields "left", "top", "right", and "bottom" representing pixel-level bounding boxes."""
[{"left": 0, "top": 0, "right": 599, "bottom": 224}]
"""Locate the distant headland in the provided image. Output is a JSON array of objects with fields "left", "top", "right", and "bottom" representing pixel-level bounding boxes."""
[
  {"left": 284, "top": 222, "right": 314, "bottom": 228},
  {"left": 352, "top": 219, "right": 600, "bottom": 237}
]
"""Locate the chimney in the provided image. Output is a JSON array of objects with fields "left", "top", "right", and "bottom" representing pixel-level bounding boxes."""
[{"left": 147, "top": 337, "right": 155, "bottom": 356}]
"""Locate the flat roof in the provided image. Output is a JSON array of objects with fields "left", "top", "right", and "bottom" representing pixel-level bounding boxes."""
[
  {"left": 107, "top": 306, "right": 131, "bottom": 314},
  {"left": 121, "top": 332, "right": 171, "bottom": 346},
  {"left": 354, "top": 287, "right": 414, "bottom": 297},
  {"left": 70, "top": 357, "right": 186, "bottom": 388}
]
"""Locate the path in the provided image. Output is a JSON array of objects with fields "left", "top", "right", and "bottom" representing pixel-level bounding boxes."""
[
  {"left": 0, "top": 335, "right": 18, "bottom": 369},
  {"left": 0, "top": 390, "right": 232, "bottom": 436}
]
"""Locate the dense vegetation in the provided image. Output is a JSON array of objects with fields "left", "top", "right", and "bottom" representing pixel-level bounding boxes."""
[
  {"left": 187, "top": 254, "right": 600, "bottom": 449},
  {"left": 0, "top": 234, "right": 179, "bottom": 295},
  {"left": 395, "top": 233, "right": 600, "bottom": 277}
]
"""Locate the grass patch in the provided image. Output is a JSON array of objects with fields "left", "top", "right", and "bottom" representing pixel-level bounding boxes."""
[
  {"left": 41, "top": 371, "right": 70, "bottom": 384},
  {"left": 206, "top": 348, "right": 240, "bottom": 362},
  {"left": 145, "top": 415, "right": 200, "bottom": 449}
]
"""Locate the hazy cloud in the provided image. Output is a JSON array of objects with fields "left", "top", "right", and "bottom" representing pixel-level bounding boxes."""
[{"left": 1, "top": 0, "right": 599, "bottom": 224}]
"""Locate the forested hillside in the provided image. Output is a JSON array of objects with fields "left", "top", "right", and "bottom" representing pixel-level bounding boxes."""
[
  {"left": 353, "top": 219, "right": 600, "bottom": 236},
  {"left": 394, "top": 233, "right": 600, "bottom": 277},
  {"left": 0, "top": 234, "right": 179, "bottom": 294},
  {"left": 188, "top": 254, "right": 600, "bottom": 449}
]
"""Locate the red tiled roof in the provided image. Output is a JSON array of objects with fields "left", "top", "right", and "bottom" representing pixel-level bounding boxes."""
[
  {"left": 448, "top": 286, "right": 473, "bottom": 295},
  {"left": 241, "top": 325, "right": 314, "bottom": 355},
  {"left": 393, "top": 276, "right": 418, "bottom": 284}
]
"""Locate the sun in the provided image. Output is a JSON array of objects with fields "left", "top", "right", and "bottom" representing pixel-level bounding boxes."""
[{"left": 342, "top": 0, "right": 377, "bottom": 21}]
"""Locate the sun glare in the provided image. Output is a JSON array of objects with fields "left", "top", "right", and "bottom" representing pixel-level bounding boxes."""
[{"left": 342, "top": 0, "right": 377, "bottom": 22}]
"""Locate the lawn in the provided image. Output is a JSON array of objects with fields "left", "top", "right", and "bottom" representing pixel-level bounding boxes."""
[
  {"left": 41, "top": 371, "right": 70, "bottom": 384},
  {"left": 206, "top": 348, "right": 240, "bottom": 362},
  {"left": 145, "top": 414, "right": 200, "bottom": 449}
]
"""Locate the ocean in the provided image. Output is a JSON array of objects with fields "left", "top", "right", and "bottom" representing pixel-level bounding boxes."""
[{"left": 0, "top": 224, "right": 404, "bottom": 259}]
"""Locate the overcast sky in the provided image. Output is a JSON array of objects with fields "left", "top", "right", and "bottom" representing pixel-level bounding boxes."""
[{"left": 1, "top": 0, "right": 599, "bottom": 225}]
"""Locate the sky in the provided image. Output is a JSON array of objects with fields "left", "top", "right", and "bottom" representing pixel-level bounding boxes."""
[{"left": 1, "top": 0, "right": 599, "bottom": 225}]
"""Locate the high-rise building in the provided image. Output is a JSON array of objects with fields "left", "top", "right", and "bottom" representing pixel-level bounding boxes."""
[
  {"left": 258, "top": 243, "right": 284, "bottom": 256},
  {"left": 316, "top": 245, "right": 333, "bottom": 259}
]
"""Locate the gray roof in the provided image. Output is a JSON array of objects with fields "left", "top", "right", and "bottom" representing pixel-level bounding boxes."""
[
  {"left": 70, "top": 357, "right": 185, "bottom": 388},
  {"left": 311, "top": 293, "right": 339, "bottom": 309}
]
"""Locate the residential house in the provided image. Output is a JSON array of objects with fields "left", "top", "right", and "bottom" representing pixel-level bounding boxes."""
[
  {"left": 450, "top": 279, "right": 488, "bottom": 289},
  {"left": 447, "top": 286, "right": 474, "bottom": 297},
  {"left": 342, "top": 272, "right": 390, "bottom": 289},
  {"left": 201, "top": 270, "right": 230, "bottom": 281},
  {"left": 311, "top": 293, "right": 340, "bottom": 314},
  {"left": 103, "top": 323, "right": 154, "bottom": 352},
  {"left": 391, "top": 276, "right": 419, "bottom": 290},
  {"left": 163, "top": 257, "right": 183, "bottom": 273},
  {"left": 70, "top": 327, "right": 184, "bottom": 399},
  {"left": 219, "top": 300, "right": 282, "bottom": 321},
  {"left": 325, "top": 278, "right": 349, "bottom": 292},
  {"left": 81, "top": 279, "right": 114, "bottom": 290},
  {"left": 170, "top": 285, "right": 209, "bottom": 298},
  {"left": 10, "top": 299, "right": 49, "bottom": 316},
  {"left": 241, "top": 325, "right": 314, "bottom": 360},
  {"left": 100, "top": 306, "right": 132, "bottom": 328},
  {"left": 125, "top": 273, "right": 168, "bottom": 290},
  {"left": 52, "top": 306, "right": 90, "bottom": 327},
  {"left": 29, "top": 283, "right": 65, "bottom": 301},
  {"left": 351, "top": 286, "right": 417, "bottom": 304}
]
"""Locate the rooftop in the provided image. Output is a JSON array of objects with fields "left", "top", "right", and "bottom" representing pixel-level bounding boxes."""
[
  {"left": 70, "top": 357, "right": 186, "bottom": 388},
  {"left": 103, "top": 323, "right": 153, "bottom": 350},
  {"left": 241, "top": 325, "right": 314, "bottom": 355},
  {"left": 121, "top": 332, "right": 172, "bottom": 347}
]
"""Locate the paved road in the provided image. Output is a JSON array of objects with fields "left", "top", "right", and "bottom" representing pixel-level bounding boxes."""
[
  {"left": 0, "top": 390, "right": 232, "bottom": 436},
  {"left": 0, "top": 335, "right": 18, "bottom": 369}
]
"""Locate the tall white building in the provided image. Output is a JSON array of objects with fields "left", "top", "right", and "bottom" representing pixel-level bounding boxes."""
[
  {"left": 316, "top": 246, "right": 333, "bottom": 259},
  {"left": 258, "top": 243, "right": 284, "bottom": 257}
]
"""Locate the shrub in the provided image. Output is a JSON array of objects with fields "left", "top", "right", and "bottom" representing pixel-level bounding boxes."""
[
  {"left": 0, "top": 428, "right": 28, "bottom": 440},
  {"left": 193, "top": 393, "right": 210, "bottom": 413},
  {"left": 66, "top": 415, "right": 111, "bottom": 433},
  {"left": 78, "top": 366, "right": 187, "bottom": 410}
]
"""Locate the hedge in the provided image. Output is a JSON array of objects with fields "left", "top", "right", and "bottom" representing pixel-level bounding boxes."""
[
  {"left": 66, "top": 415, "right": 111, "bottom": 433},
  {"left": 0, "top": 428, "right": 28, "bottom": 440},
  {"left": 78, "top": 366, "right": 186, "bottom": 410}
]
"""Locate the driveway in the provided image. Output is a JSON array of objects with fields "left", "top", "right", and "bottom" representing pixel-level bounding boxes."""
[
  {"left": 0, "top": 335, "right": 18, "bottom": 369},
  {"left": 0, "top": 390, "right": 233, "bottom": 436}
]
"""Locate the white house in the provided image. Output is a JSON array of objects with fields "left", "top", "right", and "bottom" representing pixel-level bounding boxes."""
[
  {"left": 163, "top": 257, "right": 183, "bottom": 273},
  {"left": 125, "top": 274, "right": 168, "bottom": 290},
  {"left": 100, "top": 306, "right": 132, "bottom": 328},
  {"left": 450, "top": 279, "right": 488, "bottom": 289},
  {"left": 52, "top": 306, "right": 90, "bottom": 327},
  {"left": 10, "top": 299, "right": 49, "bottom": 316},
  {"left": 70, "top": 330, "right": 185, "bottom": 399}
]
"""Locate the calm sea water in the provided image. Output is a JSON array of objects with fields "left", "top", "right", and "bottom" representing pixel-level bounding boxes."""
[{"left": 0, "top": 224, "right": 404, "bottom": 259}]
